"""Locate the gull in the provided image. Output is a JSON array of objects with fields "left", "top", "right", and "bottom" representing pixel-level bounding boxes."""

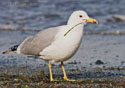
[{"left": 3, "top": 10, "right": 98, "bottom": 81}]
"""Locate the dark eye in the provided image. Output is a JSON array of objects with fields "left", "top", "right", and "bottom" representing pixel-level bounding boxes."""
[{"left": 79, "top": 15, "right": 83, "bottom": 18}]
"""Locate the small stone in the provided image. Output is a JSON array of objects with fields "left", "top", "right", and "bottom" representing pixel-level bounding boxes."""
[
  {"left": 95, "top": 60, "right": 104, "bottom": 65},
  {"left": 90, "top": 63, "right": 92, "bottom": 65},
  {"left": 116, "top": 55, "right": 119, "bottom": 57}
]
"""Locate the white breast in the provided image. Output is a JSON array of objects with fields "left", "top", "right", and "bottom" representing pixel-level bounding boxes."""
[{"left": 40, "top": 25, "right": 84, "bottom": 62}]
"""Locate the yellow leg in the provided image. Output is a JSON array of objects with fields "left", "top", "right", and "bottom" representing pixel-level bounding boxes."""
[
  {"left": 61, "top": 62, "right": 75, "bottom": 81},
  {"left": 48, "top": 62, "right": 54, "bottom": 81}
]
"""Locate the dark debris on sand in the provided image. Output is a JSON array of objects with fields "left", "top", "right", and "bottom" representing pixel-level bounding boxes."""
[{"left": 0, "top": 73, "right": 125, "bottom": 88}]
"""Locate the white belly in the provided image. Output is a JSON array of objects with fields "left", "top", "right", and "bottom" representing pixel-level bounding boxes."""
[{"left": 40, "top": 25, "right": 83, "bottom": 62}]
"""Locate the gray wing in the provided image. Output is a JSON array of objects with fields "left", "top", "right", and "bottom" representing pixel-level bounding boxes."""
[{"left": 17, "top": 27, "right": 60, "bottom": 55}]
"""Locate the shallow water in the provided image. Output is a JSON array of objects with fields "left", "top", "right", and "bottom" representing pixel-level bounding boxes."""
[{"left": 0, "top": 0, "right": 125, "bottom": 32}]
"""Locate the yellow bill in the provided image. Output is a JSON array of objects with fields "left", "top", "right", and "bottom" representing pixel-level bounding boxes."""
[{"left": 84, "top": 18, "right": 98, "bottom": 24}]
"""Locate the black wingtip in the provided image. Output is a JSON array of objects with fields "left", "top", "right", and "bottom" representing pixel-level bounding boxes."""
[
  {"left": 10, "top": 45, "right": 19, "bottom": 51},
  {"left": 2, "top": 45, "right": 19, "bottom": 54}
]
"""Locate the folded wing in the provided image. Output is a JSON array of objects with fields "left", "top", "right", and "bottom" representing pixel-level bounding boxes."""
[{"left": 17, "top": 27, "right": 60, "bottom": 55}]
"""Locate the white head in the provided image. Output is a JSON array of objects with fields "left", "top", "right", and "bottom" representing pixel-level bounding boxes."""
[{"left": 67, "top": 10, "right": 98, "bottom": 25}]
